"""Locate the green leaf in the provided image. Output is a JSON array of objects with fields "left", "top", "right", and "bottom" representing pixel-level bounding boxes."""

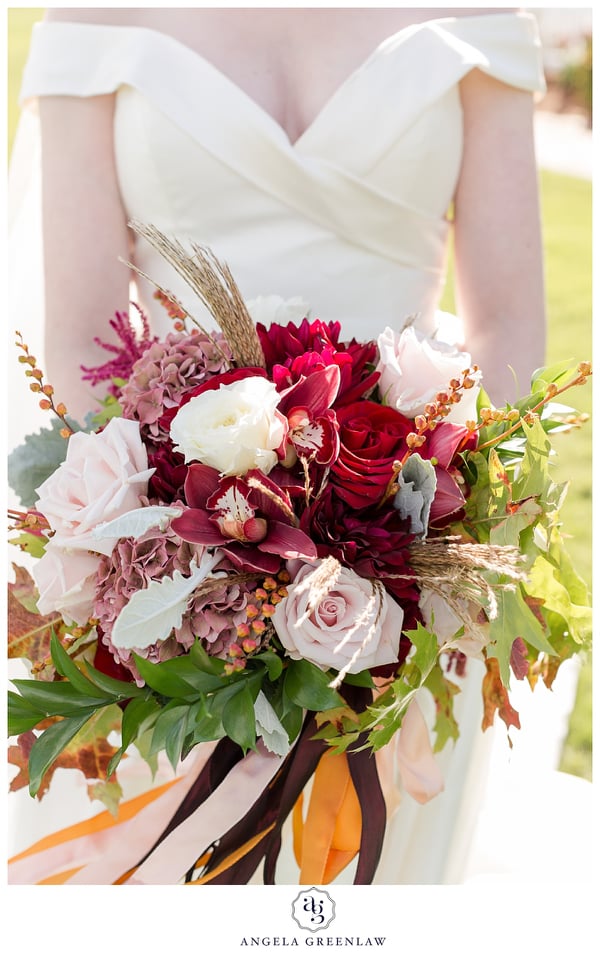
[
  {"left": 424, "top": 662, "right": 460, "bottom": 752},
  {"left": 132, "top": 654, "right": 199, "bottom": 700},
  {"left": 251, "top": 651, "right": 284, "bottom": 681},
  {"left": 343, "top": 669, "right": 376, "bottom": 689},
  {"left": 8, "top": 690, "right": 46, "bottom": 736},
  {"left": 487, "top": 585, "right": 556, "bottom": 685},
  {"left": 107, "top": 694, "right": 161, "bottom": 778},
  {"left": 148, "top": 702, "right": 190, "bottom": 759},
  {"left": 489, "top": 497, "right": 543, "bottom": 549},
  {"left": 82, "top": 661, "right": 145, "bottom": 700},
  {"left": 512, "top": 417, "right": 552, "bottom": 500},
  {"left": 284, "top": 659, "right": 342, "bottom": 712},
  {"left": 189, "top": 640, "right": 226, "bottom": 675},
  {"left": 9, "top": 532, "right": 47, "bottom": 559},
  {"left": 222, "top": 684, "right": 257, "bottom": 752},
  {"left": 10, "top": 678, "right": 113, "bottom": 718},
  {"left": 50, "top": 631, "right": 113, "bottom": 699},
  {"left": 145, "top": 655, "right": 224, "bottom": 694},
  {"left": 28, "top": 712, "right": 94, "bottom": 796},
  {"left": 88, "top": 393, "right": 123, "bottom": 429},
  {"left": 527, "top": 554, "right": 592, "bottom": 645},
  {"left": 406, "top": 624, "right": 439, "bottom": 679}
]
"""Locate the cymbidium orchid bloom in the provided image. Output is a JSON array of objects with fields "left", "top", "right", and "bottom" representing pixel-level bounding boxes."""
[
  {"left": 171, "top": 463, "right": 317, "bottom": 573},
  {"left": 277, "top": 364, "right": 341, "bottom": 467}
]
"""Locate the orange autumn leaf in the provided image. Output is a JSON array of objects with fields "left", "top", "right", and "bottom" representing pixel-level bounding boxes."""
[
  {"left": 481, "top": 657, "right": 521, "bottom": 735},
  {"left": 8, "top": 710, "right": 123, "bottom": 801},
  {"left": 8, "top": 564, "right": 59, "bottom": 673}
]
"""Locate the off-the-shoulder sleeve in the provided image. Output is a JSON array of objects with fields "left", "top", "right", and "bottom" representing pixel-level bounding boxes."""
[
  {"left": 437, "top": 11, "right": 546, "bottom": 93},
  {"left": 19, "top": 22, "right": 140, "bottom": 102}
]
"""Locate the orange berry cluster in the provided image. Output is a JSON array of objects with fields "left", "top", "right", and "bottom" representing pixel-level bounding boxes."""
[
  {"left": 153, "top": 289, "right": 188, "bottom": 331},
  {"left": 224, "top": 570, "right": 290, "bottom": 675},
  {"left": 15, "top": 332, "right": 73, "bottom": 437},
  {"left": 405, "top": 365, "right": 480, "bottom": 452}
]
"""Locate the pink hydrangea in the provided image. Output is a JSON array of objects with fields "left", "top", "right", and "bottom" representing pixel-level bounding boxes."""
[
  {"left": 94, "top": 523, "right": 270, "bottom": 681},
  {"left": 94, "top": 523, "right": 200, "bottom": 679},
  {"left": 119, "top": 329, "right": 233, "bottom": 445}
]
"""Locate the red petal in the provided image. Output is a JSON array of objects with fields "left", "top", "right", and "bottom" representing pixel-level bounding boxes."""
[{"left": 184, "top": 464, "right": 221, "bottom": 509}]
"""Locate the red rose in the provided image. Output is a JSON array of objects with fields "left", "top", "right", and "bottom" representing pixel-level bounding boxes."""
[{"left": 330, "top": 401, "right": 412, "bottom": 508}]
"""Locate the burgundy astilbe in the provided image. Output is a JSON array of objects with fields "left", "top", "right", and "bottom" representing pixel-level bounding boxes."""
[
  {"left": 119, "top": 329, "right": 233, "bottom": 446},
  {"left": 80, "top": 307, "right": 157, "bottom": 397}
]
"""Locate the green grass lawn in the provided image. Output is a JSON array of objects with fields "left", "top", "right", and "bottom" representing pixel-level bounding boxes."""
[{"left": 7, "top": 9, "right": 592, "bottom": 780}]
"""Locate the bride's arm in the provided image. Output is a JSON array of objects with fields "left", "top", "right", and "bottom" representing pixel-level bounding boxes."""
[
  {"left": 38, "top": 93, "right": 132, "bottom": 422},
  {"left": 453, "top": 69, "right": 546, "bottom": 405}
]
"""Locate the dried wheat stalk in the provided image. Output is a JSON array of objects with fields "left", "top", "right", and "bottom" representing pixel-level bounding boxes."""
[{"left": 128, "top": 221, "right": 266, "bottom": 369}]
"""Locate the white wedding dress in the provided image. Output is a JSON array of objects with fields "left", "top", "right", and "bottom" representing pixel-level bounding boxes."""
[{"left": 8, "top": 11, "right": 592, "bottom": 886}]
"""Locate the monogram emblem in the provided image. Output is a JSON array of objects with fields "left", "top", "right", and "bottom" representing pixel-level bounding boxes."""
[{"left": 291, "top": 887, "right": 336, "bottom": 932}]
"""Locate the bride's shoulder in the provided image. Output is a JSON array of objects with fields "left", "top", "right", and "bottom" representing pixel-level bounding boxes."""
[{"left": 44, "top": 8, "right": 152, "bottom": 26}]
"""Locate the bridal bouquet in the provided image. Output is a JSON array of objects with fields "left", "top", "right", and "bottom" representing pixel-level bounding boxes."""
[{"left": 8, "top": 224, "right": 591, "bottom": 885}]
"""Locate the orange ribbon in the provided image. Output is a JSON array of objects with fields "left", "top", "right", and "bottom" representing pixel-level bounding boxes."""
[{"left": 293, "top": 750, "right": 362, "bottom": 884}]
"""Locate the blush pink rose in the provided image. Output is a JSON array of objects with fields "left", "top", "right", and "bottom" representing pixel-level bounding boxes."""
[
  {"left": 33, "top": 542, "right": 101, "bottom": 626},
  {"left": 35, "top": 417, "right": 154, "bottom": 556},
  {"left": 272, "top": 559, "right": 404, "bottom": 674},
  {"left": 377, "top": 326, "right": 480, "bottom": 426}
]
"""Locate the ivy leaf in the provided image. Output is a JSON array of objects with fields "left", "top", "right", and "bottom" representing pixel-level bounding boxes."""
[
  {"left": 424, "top": 661, "right": 460, "bottom": 752},
  {"left": 406, "top": 623, "right": 439, "bottom": 679},
  {"left": 527, "top": 554, "right": 592, "bottom": 645},
  {"left": 487, "top": 585, "right": 556, "bottom": 686},
  {"left": 284, "top": 659, "right": 342, "bottom": 712},
  {"left": 7, "top": 418, "right": 70, "bottom": 508}
]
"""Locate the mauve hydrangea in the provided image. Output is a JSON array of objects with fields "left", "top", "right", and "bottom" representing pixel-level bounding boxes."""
[
  {"left": 94, "top": 523, "right": 268, "bottom": 682},
  {"left": 119, "top": 329, "right": 233, "bottom": 445},
  {"left": 94, "top": 522, "right": 200, "bottom": 680},
  {"left": 180, "top": 579, "right": 267, "bottom": 659}
]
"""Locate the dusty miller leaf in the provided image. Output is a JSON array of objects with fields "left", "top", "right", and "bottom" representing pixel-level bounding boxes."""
[{"left": 8, "top": 418, "right": 70, "bottom": 508}]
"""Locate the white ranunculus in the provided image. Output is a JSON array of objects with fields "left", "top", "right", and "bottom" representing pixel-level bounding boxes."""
[
  {"left": 170, "top": 376, "right": 287, "bottom": 476},
  {"left": 377, "top": 325, "right": 480, "bottom": 425}
]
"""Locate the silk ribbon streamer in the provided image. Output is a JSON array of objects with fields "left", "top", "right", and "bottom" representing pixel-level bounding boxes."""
[{"left": 292, "top": 749, "right": 362, "bottom": 884}]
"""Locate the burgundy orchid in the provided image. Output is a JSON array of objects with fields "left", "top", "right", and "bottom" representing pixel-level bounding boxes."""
[
  {"left": 171, "top": 463, "right": 317, "bottom": 573},
  {"left": 277, "top": 364, "right": 341, "bottom": 467}
]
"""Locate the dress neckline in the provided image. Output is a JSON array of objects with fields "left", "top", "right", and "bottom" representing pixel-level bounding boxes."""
[{"left": 39, "top": 11, "right": 532, "bottom": 149}]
